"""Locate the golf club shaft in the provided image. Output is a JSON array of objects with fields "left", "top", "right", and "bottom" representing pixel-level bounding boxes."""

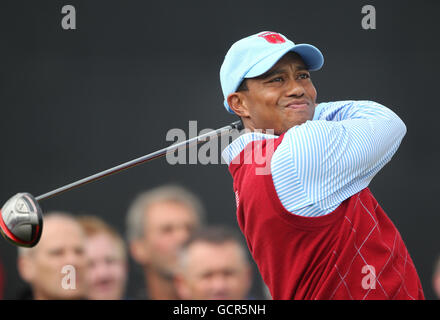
[{"left": 35, "top": 120, "right": 243, "bottom": 202}]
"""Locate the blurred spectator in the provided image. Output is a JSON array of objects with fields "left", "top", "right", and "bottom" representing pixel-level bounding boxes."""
[
  {"left": 78, "top": 215, "right": 128, "bottom": 300},
  {"left": 174, "top": 226, "right": 252, "bottom": 300},
  {"left": 126, "top": 184, "right": 204, "bottom": 299},
  {"left": 17, "top": 212, "right": 87, "bottom": 300},
  {"left": 433, "top": 254, "right": 440, "bottom": 299}
]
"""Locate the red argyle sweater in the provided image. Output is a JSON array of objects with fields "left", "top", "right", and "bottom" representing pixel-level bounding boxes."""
[{"left": 228, "top": 134, "right": 424, "bottom": 300}]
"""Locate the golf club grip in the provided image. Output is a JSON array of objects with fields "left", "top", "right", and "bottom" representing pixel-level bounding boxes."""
[{"left": 35, "top": 120, "right": 243, "bottom": 201}]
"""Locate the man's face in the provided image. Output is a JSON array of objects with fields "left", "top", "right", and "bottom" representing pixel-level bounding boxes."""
[
  {"left": 85, "top": 233, "right": 127, "bottom": 300},
  {"left": 141, "top": 201, "right": 199, "bottom": 276},
  {"left": 231, "top": 52, "right": 317, "bottom": 135},
  {"left": 22, "top": 217, "right": 87, "bottom": 300},
  {"left": 177, "top": 241, "right": 251, "bottom": 300}
]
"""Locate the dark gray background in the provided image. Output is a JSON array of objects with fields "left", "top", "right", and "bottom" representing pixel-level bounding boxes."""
[{"left": 0, "top": 0, "right": 439, "bottom": 299}]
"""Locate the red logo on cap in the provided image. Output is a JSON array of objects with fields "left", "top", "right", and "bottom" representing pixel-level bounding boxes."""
[{"left": 258, "top": 32, "right": 285, "bottom": 44}]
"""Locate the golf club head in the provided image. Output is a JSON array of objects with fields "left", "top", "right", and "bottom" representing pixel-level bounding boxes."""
[{"left": 0, "top": 193, "right": 43, "bottom": 247}]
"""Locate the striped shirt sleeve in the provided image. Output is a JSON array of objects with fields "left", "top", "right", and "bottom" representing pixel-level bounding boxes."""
[{"left": 271, "top": 100, "right": 407, "bottom": 217}]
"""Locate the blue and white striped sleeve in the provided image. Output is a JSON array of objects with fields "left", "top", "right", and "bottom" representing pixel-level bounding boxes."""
[{"left": 271, "top": 100, "right": 407, "bottom": 217}]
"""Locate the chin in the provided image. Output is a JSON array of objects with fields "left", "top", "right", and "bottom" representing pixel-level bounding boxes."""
[
  {"left": 57, "top": 291, "right": 85, "bottom": 300},
  {"left": 287, "top": 115, "right": 312, "bottom": 130}
]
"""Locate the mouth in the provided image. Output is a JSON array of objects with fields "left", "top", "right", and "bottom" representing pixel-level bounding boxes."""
[
  {"left": 285, "top": 100, "right": 309, "bottom": 110},
  {"left": 211, "top": 293, "right": 231, "bottom": 300},
  {"left": 94, "top": 279, "right": 116, "bottom": 291}
]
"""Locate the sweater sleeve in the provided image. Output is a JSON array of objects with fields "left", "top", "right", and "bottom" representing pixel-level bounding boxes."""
[{"left": 271, "top": 100, "right": 406, "bottom": 217}]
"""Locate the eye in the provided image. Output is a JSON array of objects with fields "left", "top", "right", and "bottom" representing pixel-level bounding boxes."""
[
  {"left": 105, "top": 256, "right": 117, "bottom": 265},
  {"left": 160, "top": 224, "right": 174, "bottom": 234},
  {"left": 75, "top": 247, "right": 84, "bottom": 256},
  {"left": 269, "top": 76, "right": 284, "bottom": 83},
  {"left": 297, "top": 72, "right": 311, "bottom": 80},
  {"left": 49, "top": 249, "right": 63, "bottom": 256}
]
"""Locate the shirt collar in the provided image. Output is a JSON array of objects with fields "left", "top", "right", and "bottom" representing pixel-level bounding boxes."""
[
  {"left": 222, "top": 131, "right": 278, "bottom": 166},
  {"left": 222, "top": 103, "right": 326, "bottom": 165}
]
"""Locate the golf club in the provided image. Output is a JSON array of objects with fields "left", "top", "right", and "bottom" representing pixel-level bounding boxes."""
[{"left": 0, "top": 120, "right": 244, "bottom": 247}]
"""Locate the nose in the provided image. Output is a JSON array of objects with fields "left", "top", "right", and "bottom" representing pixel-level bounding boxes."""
[
  {"left": 92, "top": 261, "right": 113, "bottom": 282},
  {"left": 212, "top": 275, "right": 227, "bottom": 289},
  {"left": 210, "top": 274, "right": 229, "bottom": 295},
  {"left": 63, "top": 249, "right": 85, "bottom": 269},
  {"left": 94, "top": 260, "right": 110, "bottom": 275},
  {"left": 173, "top": 226, "right": 191, "bottom": 245},
  {"left": 285, "top": 77, "right": 305, "bottom": 97}
]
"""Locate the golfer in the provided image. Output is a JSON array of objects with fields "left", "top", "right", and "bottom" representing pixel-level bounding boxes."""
[{"left": 220, "top": 31, "right": 424, "bottom": 300}]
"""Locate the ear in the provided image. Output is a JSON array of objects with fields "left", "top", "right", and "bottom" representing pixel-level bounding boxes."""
[
  {"left": 243, "top": 264, "right": 253, "bottom": 296},
  {"left": 227, "top": 92, "right": 250, "bottom": 118},
  {"left": 129, "top": 239, "right": 150, "bottom": 266},
  {"left": 17, "top": 254, "right": 35, "bottom": 283},
  {"left": 433, "top": 274, "right": 440, "bottom": 298},
  {"left": 174, "top": 273, "right": 191, "bottom": 299}
]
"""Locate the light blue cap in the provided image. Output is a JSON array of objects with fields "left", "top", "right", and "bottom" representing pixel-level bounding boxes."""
[{"left": 220, "top": 31, "right": 324, "bottom": 113}]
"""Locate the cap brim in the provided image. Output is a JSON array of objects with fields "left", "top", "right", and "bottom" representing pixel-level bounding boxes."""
[
  {"left": 291, "top": 44, "right": 324, "bottom": 71},
  {"left": 245, "top": 43, "right": 324, "bottom": 79}
]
